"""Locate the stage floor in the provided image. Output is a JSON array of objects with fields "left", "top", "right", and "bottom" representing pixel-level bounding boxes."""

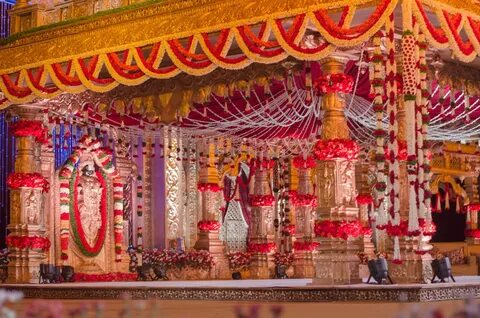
[{"left": 3, "top": 276, "right": 480, "bottom": 302}]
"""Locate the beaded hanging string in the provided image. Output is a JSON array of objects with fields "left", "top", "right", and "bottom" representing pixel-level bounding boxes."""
[
  {"left": 385, "top": 13, "right": 400, "bottom": 232},
  {"left": 402, "top": 0, "right": 420, "bottom": 243},
  {"left": 371, "top": 31, "right": 387, "bottom": 252}
]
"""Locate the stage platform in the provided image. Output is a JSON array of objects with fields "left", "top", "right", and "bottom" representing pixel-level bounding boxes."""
[{"left": 3, "top": 276, "right": 480, "bottom": 302}]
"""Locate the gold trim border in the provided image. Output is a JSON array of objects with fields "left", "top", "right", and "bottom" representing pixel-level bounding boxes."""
[{"left": 0, "top": 0, "right": 376, "bottom": 74}]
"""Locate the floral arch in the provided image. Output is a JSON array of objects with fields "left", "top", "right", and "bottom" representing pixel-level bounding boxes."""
[{"left": 58, "top": 136, "right": 124, "bottom": 262}]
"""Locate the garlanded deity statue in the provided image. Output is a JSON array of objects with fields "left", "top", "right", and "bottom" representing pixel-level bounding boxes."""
[
  {"left": 25, "top": 190, "right": 40, "bottom": 225},
  {"left": 77, "top": 158, "right": 103, "bottom": 246}
]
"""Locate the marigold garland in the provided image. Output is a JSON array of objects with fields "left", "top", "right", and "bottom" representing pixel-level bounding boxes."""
[{"left": 7, "top": 172, "right": 50, "bottom": 193}]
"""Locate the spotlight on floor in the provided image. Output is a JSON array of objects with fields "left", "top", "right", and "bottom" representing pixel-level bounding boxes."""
[
  {"left": 431, "top": 257, "right": 455, "bottom": 283},
  {"left": 367, "top": 258, "right": 394, "bottom": 284}
]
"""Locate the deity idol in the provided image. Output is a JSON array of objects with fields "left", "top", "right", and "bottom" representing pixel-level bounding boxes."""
[{"left": 77, "top": 160, "right": 103, "bottom": 246}]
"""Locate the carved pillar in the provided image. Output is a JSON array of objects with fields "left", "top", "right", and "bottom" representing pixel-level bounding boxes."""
[
  {"left": 249, "top": 161, "right": 274, "bottom": 279},
  {"left": 386, "top": 57, "right": 425, "bottom": 283},
  {"left": 465, "top": 171, "right": 480, "bottom": 243},
  {"left": 8, "top": 3, "right": 45, "bottom": 34},
  {"left": 313, "top": 57, "right": 362, "bottom": 284},
  {"left": 293, "top": 164, "right": 316, "bottom": 278},
  {"left": 7, "top": 106, "right": 48, "bottom": 283},
  {"left": 193, "top": 141, "right": 228, "bottom": 279},
  {"left": 354, "top": 160, "right": 375, "bottom": 260}
]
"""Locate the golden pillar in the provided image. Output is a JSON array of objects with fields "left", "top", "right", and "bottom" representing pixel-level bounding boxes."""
[
  {"left": 249, "top": 163, "right": 273, "bottom": 279},
  {"left": 7, "top": 106, "right": 48, "bottom": 283},
  {"left": 313, "top": 56, "right": 362, "bottom": 284},
  {"left": 193, "top": 142, "right": 229, "bottom": 279},
  {"left": 293, "top": 166, "right": 316, "bottom": 278}
]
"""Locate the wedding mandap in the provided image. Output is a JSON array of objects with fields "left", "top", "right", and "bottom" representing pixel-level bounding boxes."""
[{"left": 2, "top": 0, "right": 480, "bottom": 295}]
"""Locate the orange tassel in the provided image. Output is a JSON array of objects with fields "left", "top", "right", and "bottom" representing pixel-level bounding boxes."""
[{"left": 456, "top": 196, "right": 460, "bottom": 213}]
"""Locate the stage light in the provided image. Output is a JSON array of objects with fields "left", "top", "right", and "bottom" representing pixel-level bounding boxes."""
[
  {"left": 431, "top": 257, "right": 455, "bottom": 283},
  {"left": 61, "top": 265, "right": 75, "bottom": 282},
  {"left": 39, "top": 264, "right": 61, "bottom": 283},
  {"left": 367, "top": 258, "right": 394, "bottom": 284}
]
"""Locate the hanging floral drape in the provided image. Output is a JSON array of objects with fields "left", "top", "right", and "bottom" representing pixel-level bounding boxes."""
[{"left": 0, "top": 0, "right": 397, "bottom": 106}]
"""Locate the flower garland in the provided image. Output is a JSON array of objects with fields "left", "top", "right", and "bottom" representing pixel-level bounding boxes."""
[
  {"left": 249, "top": 194, "right": 275, "bottom": 207},
  {"left": 74, "top": 272, "right": 137, "bottom": 282},
  {"left": 371, "top": 31, "right": 388, "bottom": 233},
  {"left": 282, "top": 224, "right": 295, "bottom": 236},
  {"left": 247, "top": 242, "right": 276, "bottom": 254},
  {"left": 384, "top": 140, "right": 407, "bottom": 161},
  {"left": 185, "top": 250, "right": 215, "bottom": 270},
  {"left": 113, "top": 177, "right": 124, "bottom": 261},
  {"left": 292, "top": 156, "right": 316, "bottom": 169},
  {"left": 227, "top": 251, "right": 251, "bottom": 271},
  {"left": 356, "top": 193, "right": 373, "bottom": 205},
  {"left": 6, "top": 236, "right": 51, "bottom": 252},
  {"left": 58, "top": 137, "right": 121, "bottom": 261},
  {"left": 197, "top": 220, "right": 221, "bottom": 232},
  {"left": 197, "top": 183, "right": 222, "bottom": 192},
  {"left": 273, "top": 252, "right": 295, "bottom": 267},
  {"left": 467, "top": 203, "right": 480, "bottom": 212},
  {"left": 293, "top": 241, "right": 319, "bottom": 252},
  {"left": 314, "top": 220, "right": 371, "bottom": 240},
  {"left": 71, "top": 169, "right": 108, "bottom": 257},
  {"left": 7, "top": 172, "right": 50, "bottom": 193},
  {"left": 419, "top": 218, "right": 436, "bottom": 236},
  {"left": 136, "top": 175, "right": 144, "bottom": 253},
  {"left": 314, "top": 73, "right": 353, "bottom": 95},
  {"left": 10, "top": 120, "right": 48, "bottom": 144},
  {"left": 465, "top": 229, "right": 480, "bottom": 239},
  {"left": 313, "top": 139, "right": 359, "bottom": 161},
  {"left": 289, "top": 190, "right": 317, "bottom": 207}
]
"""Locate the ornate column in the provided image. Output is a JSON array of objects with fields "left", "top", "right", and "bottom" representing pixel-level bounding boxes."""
[
  {"left": 194, "top": 141, "right": 229, "bottom": 279},
  {"left": 313, "top": 56, "right": 363, "bottom": 284},
  {"left": 465, "top": 167, "right": 480, "bottom": 244},
  {"left": 7, "top": 106, "right": 49, "bottom": 283},
  {"left": 292, "top": 157, "right": 316, "bottom": 278},
  {"left": 249, "top": 158, "right": 274, "bottom": 279},
  {"left": 354, "top": 159, "right": 375, "bottom": 259}
]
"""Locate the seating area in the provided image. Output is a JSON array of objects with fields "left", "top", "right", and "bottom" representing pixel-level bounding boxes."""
[{"left": 431, "top": 242, "right": 479, "bottom": 276}]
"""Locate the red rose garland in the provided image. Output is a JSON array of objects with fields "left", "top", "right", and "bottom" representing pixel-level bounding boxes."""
[
  {"left": 197, "top": 220, "right": 221, "bottom": 232},
  {"left": 247, "top": 242, "right": 276, "bottom": 254},
  {"left": 292, "top": 156, "right": 316, "bottom": 169},
  {"left": 356, "top": 193, "right": 373, "bottom": 205},
  {"left": 293, "top": 241, "right": 320, "bottom": 252},
  {"left": 466, "top": 203, "right": 480, "bottom": 212},
  {"left": 7, "top": 173, "right": 50, "bottom": 193},
  {"left": 6, "top": 235, "right": 51, "bottom": 251},
  {"left": 313, "top": 139, "right": 359, "bottom": 161},
  {"left": 227, "top": 251, "right": 252, "bottom": 271},
  {"left": 282, "top": 224, "right": 296, "bottom": 235},
  {"left": 314, "top": 220, "right": 371, "bottom": 240},
  {"left": 10, "top": 120, "right": 49, "bottom": 144},
  {"left": 249, "top": 194, "right": 275, "bottom": 207},
  {"left": 197, "top": 183, "right": 222, "bottom": 192},
  {"left": 74, "top": 272, "right": 137, "bottom": 282},
  {"left": 289, "top": 190, "right": 317, "bottom": 207},
  {"left": 466, "top": 229, "right": 480, "bottom": 239},
  {"left": 273, "top": 252, "right": 295, "bottom": 266},
  {"left": 314, "top": 73, "right": 354, "bottom": 95}
]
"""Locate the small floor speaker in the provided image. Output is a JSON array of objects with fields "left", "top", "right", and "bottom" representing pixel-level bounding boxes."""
[
  {"left": 431, "top": 257, "right": 455, "bottom": 283},
  {"left": 367, "top": 258, "right": 394, "bottom": 284}
]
